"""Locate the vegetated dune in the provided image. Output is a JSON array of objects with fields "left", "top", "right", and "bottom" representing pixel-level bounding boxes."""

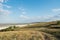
[
  {"left": 0, "top": 31, "right": 57, "bottom": 40},
  {"left": 0, "top": 20, "right": 60, "bottom": 40}
]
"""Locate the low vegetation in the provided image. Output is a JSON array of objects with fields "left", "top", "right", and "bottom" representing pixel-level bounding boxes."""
[
  {"left": 0, "top": 31, "right": 57, "bottom": 40},
  {"left": 0, "top": 20, "right": 60, "bottom": 40}
]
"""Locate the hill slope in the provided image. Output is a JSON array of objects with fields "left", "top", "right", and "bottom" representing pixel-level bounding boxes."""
[
  {"left": 0, "top": 31, "right": 57, "bottom": 40},
  {"left": 0, "top": 20, "right": 60, "bottom": 40}
]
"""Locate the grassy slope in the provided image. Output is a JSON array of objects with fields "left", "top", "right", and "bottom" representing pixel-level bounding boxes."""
[
  {"left": 0, "top": 20, "right": 60, "bottom": 40},
  {"left": 0, "top": 31, "right": 57, "bottom": 40}
]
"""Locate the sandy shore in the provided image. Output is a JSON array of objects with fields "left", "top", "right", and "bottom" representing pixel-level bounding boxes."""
[{"left": 0, "top": 24, "right": 28, "bottom": 30}]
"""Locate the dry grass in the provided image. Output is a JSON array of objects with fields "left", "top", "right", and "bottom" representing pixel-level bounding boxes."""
[
  {"left": 0, "top": 20, "right": 60, "bottom": 40},
  {"left": 0, "top": 31, "right": 57, "bottom": 40}
]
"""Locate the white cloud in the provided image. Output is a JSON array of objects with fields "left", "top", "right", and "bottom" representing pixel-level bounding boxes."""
[
  {"left": 29, "top": 15, "right": 53, "bottom": 20},
  {"left": 0, "top": 8, "right": 12, "bottom": 23},
  {"left": 39, "top": 14, "right": 60, "bottom": 22},
  {"left": 19, "top": 14, "right": 60, "bottom": 22},
  {"left": 0, "top": 3, "right": 11, "bottom": 8},
  {"left": 0, "top": 0, "right": 4, "bottom": 3},
  {"left": 19, "top": 7, "right": 27, "bottom": 14},
  {"left": 0, "top": 3, "right": 3, "bottom": 8},
  {"left": 19, "top": 8, "right": 25, "bottom": 11},
  {"left": 18, "top": 7, "right": 60, "bottom": 22},
  {"left": 22, "top": 11, "right": 26, "bottom": 14},
  {"left": 4, "top": 5, "right": 11, "bottom": 8},
  {"left": 52, "top": 8, "right": 60, "bottom": 13},
  {"left": 0, "top": 0, "right": 13, "bottom": 23},
  {"left": 19, "top": 7, "right": 28, "bottom": 19},
  {"left": 0, "top": 0, "right": 11, "bottom": 16},
  {"left": 0, "top": 0, "right": 8, "bottom": 3},
  {"left": 0, "top": 9, "right": 11, "bottom": 16},
  {"left": 20, "top": 15, "right": 29, "bottom": 19},
  {"left": 0, "top": 6, "right": 11, "bottom": 16},
  {"left": 19, "top": 14, "right": 52, "bottom": 22},
  {"left": 19, "top": 8, "right": 60, "bottom": 22}
]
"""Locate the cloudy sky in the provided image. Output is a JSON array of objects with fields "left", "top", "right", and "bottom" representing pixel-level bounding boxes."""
[{"left": 0, "top": 0, "right": 60, "bottom": 23}]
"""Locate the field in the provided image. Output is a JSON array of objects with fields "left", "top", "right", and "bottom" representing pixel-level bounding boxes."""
[{"left": 0, "top": 21, "right": 60, "bottom": 40}]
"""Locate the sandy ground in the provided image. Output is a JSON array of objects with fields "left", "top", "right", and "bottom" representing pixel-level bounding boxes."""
[{"left": 0, "top": 24, "right": 28, "bottom": 30}]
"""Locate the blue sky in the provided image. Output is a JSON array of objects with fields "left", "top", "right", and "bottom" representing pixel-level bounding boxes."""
[{"left": 0, "top": 0, "right": 60, "bottom": 23}]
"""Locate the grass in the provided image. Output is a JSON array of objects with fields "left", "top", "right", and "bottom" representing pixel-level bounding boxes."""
[
  {"left": 0, "top": 20, "right": 60, "bottom": 40},
  {"left": 0, "top": 31, "right": 57, "bottom": 40}
]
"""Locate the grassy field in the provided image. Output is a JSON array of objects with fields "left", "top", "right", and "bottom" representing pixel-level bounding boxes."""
[
  {"left": 0, "top": 20, "right": 60, "bottom": 40},
  {"left": 0, "top": 31, "right": 57, "bottom": 40}
]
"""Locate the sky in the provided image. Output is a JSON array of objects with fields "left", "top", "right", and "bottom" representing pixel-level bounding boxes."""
[{"left": 0, "top": 0, "right": 60, "bottom": 23}]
